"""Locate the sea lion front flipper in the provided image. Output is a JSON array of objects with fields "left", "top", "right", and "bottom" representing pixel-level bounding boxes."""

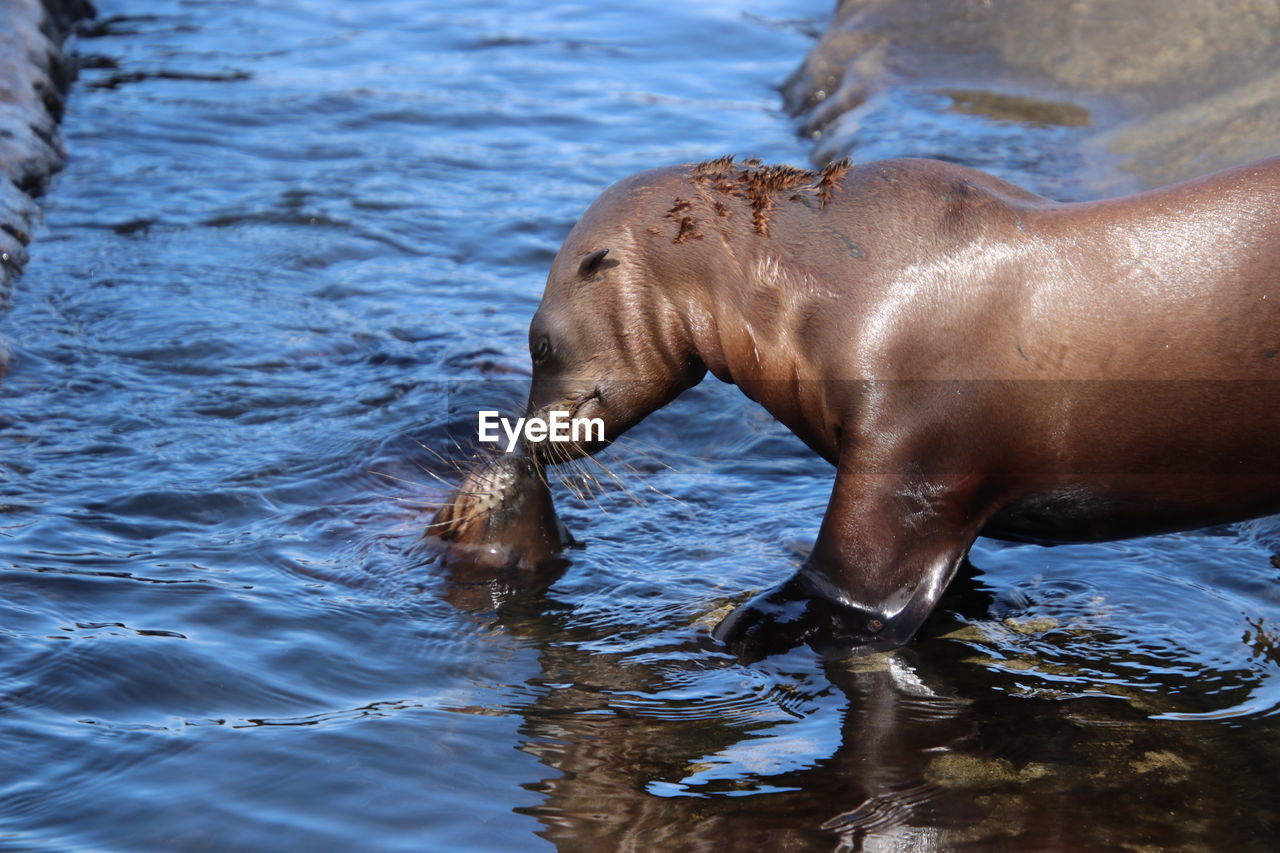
[{"left": 714, "top": 457, "right": 991, "bottom": 661}]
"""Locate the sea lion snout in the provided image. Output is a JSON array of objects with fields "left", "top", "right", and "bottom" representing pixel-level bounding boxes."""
[{"left": 521, "top": 382, "right": 608, "bottom": 462}]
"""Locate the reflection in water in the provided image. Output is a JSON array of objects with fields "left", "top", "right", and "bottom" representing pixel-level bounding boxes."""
[{"left": 436, "top": 536, "right": 1280, "bottom": 849}]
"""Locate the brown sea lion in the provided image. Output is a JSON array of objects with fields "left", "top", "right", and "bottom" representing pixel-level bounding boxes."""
[
  {"left": 426, "top": 453, "right": 570, "bottom": 571},
  {"left": 520, "top": 154, "right": 1280, "bottom": 659}
]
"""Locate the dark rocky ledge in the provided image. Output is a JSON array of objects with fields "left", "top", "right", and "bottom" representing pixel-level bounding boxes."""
[
  {"left": 787, "top": 0, "right": 1280, "bottom": 195},
  {"left": 0, "top": 0, "right": 94, "bottom": 305}
]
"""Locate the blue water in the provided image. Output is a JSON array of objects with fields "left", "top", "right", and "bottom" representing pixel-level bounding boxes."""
[{"left": 1, "top": 1, "right": 1278, "bottom": 850}]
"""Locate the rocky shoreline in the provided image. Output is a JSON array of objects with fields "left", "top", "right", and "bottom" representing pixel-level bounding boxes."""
[{"left": 0, "top": 0, "right": 93, "bottom": 305}]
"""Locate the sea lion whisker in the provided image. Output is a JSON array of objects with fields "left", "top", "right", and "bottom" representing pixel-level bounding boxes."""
[
  {"left": 529, "top": 455, "right": 553, "bottom": 489},
  {"left": 559, "top": 459, "right": 600, "bottom": 504},
  {"left": 580, "top": 451, "right": 646, "bottom": 507},
  {"left": 597, "top": 456, "right": 660, "bottom": 493},
  {"left": 558, "top": 448, "right": 611, "bottom": 513},
  {"left": 384, "top": 495, "right": 444, "bottom": 507},
  {"left": 580, "top": 442, "right": 685, "bottom": 506},
  {"left": 370, "top": 469, "right": 437, "bottom": 490},
  {"left": 426, "top": 494, "right": 511, "bottom": 522},
  {"left": 556, "top": 441, "right": 595, "bottom": 478},
  {"left": 578, "top": 480, "right": 610, "bottom": 515},
  {"left": 567, "top": 464, "right": 605, "bottom": 503},
  {"left": 446, "top": 433, "right": 486, "bottom": 465},
  {"left": 406, "top": 458, "right": 464, "bottom": 489},
  {"left": 537, "top": 462, "right": 575, "bottom": 501},
  {"left": 607, "top": 458, "right": 686, "bottom": 505},
  {"left": 634, "top": 477, "right": 687, "bottom": 506},
  {"left": 434, "top": 484, "right": 508, "bottom": 504},
  {"left": 549, "top": 438, "right": 593, "bottom": 482},
  {"left": 547, "top": 461, "right": 596, "bottom": 507},
  {"left": 411, "top": 437, "right": 454, "bottom": 465},
  {"left": 411, "top": 439, "right": 473, "bottom": 476},
  {"left": 389, "top": 520, "right": 430, "bottom": 534},
  {"left": 371, "top": 468, "right": 497, "bottom": 501},
  {"left": 422, "top": 508, "right": 492, "bottom": 532},
  {"left": 553, "top": 468, "right": 590, "bottom": 503},
  {"left": 571, "top": 458, "right": 603, "bottom": 489},
  {"left": 551, "top": 457, "right": 586, "bottom": 490},
  {"left": 544, "top": 442, "right": 593, "bottom": 501}
]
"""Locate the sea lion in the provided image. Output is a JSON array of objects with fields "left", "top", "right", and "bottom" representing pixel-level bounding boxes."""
[
  {"left": 520, "top": 154, "right": 1280, "bottom": 659},
  {"left": 426, "top": 453, "right": 570, "bottom": 571}
]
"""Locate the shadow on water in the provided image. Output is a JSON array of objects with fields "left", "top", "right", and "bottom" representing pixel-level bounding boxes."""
[{"left": 1, "top": 0, "right": 1279, "bottom": 850}]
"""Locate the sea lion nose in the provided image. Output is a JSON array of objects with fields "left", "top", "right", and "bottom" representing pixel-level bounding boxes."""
[
  {"left": 525, "top": 376, "right": 552, "bottom": 416},
  {"left": 525, "top": 374, "right": 578, "bottom": 417}
]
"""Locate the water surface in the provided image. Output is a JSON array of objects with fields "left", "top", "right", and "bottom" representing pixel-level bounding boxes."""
[{"left": 1, "top": 1, "right": 1278, "bottom": 850}]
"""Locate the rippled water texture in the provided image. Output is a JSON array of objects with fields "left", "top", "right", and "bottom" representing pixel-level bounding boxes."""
[{"left": 2, "top": 1, "right": 1278, "bottom": 850}]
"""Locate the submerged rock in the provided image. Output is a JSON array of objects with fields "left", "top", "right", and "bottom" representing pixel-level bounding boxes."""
[{"left": 788, "top": 0, "right": 1280, "bottom": 195}]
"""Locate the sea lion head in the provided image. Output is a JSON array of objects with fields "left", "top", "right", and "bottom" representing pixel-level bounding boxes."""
[
  {"left": 426, "top": 453, "right": 569, "bottom": 570},
  {"left": 524, "top": 167, "right": 711, "bottom": 463}
]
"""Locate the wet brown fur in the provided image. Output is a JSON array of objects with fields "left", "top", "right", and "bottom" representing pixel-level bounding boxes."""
[
  {"left": 664, "top": 196, "right": 703, "bottom": 244},
  {"left": 526, "top": 153, "right": 1280, "bottom": 655}
]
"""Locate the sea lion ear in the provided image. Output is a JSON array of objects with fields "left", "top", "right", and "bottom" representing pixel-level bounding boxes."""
[{"left": 578, "top": 248, "right": 610, "bottom": 278}]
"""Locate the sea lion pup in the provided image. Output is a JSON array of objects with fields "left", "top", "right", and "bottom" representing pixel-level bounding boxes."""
[
  {"left": 426, "top": 453, "right": 570, "bottom": 571},
  {"left": 521, "top": 154, "right": 1280, "bottom": 659}
]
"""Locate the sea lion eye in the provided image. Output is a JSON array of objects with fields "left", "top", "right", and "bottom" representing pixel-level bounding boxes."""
[{"left": 531, "top": 336, "right": 551, "bottom": 364}]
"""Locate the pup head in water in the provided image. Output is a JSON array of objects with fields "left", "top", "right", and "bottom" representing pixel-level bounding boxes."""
[
  {"left": 427, "top": 453, "right": 569, "bottom": 571},
  {"left": 525, "top": 154, "right": 1280, "bottom": 660}
]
